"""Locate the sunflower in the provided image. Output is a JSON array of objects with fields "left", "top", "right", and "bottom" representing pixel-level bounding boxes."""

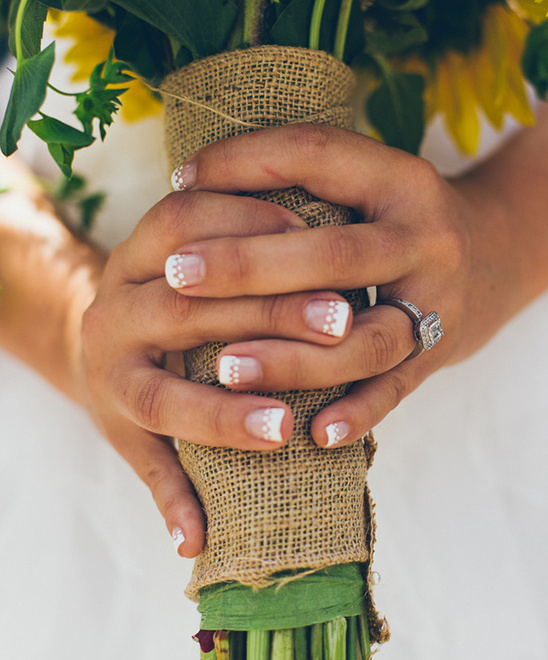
[
  {"left": 49, "top": 11, "right": 162, "bottom": 123},
  {"left": 423, "top": 3, "right": 536, "bottom": 154}
]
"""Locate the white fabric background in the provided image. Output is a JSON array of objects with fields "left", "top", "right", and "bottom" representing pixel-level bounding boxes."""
[{"left": 1, "top": 54, "right": 547, "bottom": 659}]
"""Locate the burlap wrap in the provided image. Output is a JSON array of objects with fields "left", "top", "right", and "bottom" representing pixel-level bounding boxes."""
[{"left": 161, "top": 46, "right": 388, "bottom": 644}]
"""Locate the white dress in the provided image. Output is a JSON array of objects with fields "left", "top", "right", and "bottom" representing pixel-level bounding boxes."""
[{"left": 1, "top": 55, "right": 547, "bottom": 659}]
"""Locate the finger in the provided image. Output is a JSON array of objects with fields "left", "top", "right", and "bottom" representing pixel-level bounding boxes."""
[
  {"left": 310, "top": 359, "right": 431, "bottom": 448},
  {"left": 121, "top": 278, "right": 352, "bottom": 349},
  {"left": 177, "top": 124, "right": 415, "bottom": 214},
  {"left": 112, "top": 191, "right": 307, "bottom": 284},
  {"left": 163, "top": 223, "right": 414, "bottom": 298},
  {"left": 109, "top": 421, "right": 205, "bottom": 558},
  {"left": 215, "top": 306, "right": 416, "bottom": 391},
  {"left": 114, "top": 359, "right": 294, "bottom": 451}
]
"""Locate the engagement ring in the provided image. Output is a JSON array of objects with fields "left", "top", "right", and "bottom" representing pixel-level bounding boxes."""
[{"left": 377, "top": 297, "right": 444, "bottom": 360}]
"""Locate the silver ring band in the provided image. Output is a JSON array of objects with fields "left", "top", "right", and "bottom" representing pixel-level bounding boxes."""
[{"left": 377, "top": 297, "right": 444, "bottom": 360}]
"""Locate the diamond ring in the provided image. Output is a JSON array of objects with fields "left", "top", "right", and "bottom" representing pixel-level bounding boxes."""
[{"left": 377, "top": 297, "right": 444, "bottom": 360}]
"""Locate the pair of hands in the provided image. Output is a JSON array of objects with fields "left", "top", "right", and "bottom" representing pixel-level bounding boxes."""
[{"left": 79, "top": 124, "right": 515, "bottom": 557}]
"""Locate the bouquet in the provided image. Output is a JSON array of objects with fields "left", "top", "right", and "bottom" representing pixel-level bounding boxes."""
[{"left": 2, "top": 2, "right": 548, "bottom": 659}]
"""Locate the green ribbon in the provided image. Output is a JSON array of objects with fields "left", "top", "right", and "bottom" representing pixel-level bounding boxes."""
[{"left": 198, "top": 563, "right": 367, "bottom": 631}]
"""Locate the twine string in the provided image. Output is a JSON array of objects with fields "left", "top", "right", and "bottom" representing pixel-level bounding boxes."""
[{"left": 150, "top": 83, "right": 346, "bottom": 129}]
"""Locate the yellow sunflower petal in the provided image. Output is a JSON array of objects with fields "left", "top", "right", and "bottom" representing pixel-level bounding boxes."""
[
  {"left": 500, "top": 7, "right": 536, "bottom": 125},
  {"left": 471, "top": 7, "right": 507, "bottom": 128},
  {"left": 508, "top": 0, "right": 548, "bottom": 24},
  {"left": 435, "top": 52, "right": 481, "bottom": 155},
  {"left": 119, "top": 83, "right": 162, "bottom": 122}
]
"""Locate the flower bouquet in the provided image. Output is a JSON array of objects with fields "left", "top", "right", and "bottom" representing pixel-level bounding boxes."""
[{"left": 2, "top": 1, "right": 548, "bottom": 658}]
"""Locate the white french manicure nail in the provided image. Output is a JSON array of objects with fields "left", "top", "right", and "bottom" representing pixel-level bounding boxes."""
[
  {"left": 246, "top": 408, "right": 286, "bottom": 443},
  {"left": 171, "top": 526, "right": 185, "bottom": 553},
  {"left": 325, "top": 421, "right": 350, "bottom": 447},
  {"left": 219, "top": 355, "right": 261, "bottom": 386},
  {"left": 305, "top": 299, "right": 350, "bottom": 337},
  {"left": 171, "top": 162, "right": 196, "bottom": 191},
  {"left": 165, "top": 253, "right": 204, "bottom": 288}
]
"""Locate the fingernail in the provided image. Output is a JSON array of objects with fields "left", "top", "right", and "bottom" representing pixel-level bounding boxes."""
[
  {"left": 171, "top": 526, "right": 185, "bottom": 553},
  {"left": 219, "top": 355, "right": 261, "bottom": 386},
  {"left": 325, "top": 421, "right": 350, "bottom": 447},
  {"left": 245, "top": 408, "right": 286, "bottom": 443},
  {"left": 165, "top": 253, "right": 204, "bottom": 288},
  {"left": 305, "top": 299, "right": 350, "bottom": 337},
  {"left": 171, "top": 162, "right": 196, "bottom": 191}
]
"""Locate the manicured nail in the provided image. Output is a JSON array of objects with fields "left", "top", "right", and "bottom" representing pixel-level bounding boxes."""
[
  {"left": 165, "top": 253, "right": 204, "bottom": 288},
  {"left": 245, "top": 408, "right": 286, "bottom": 443},
  {"left": 171, "top": 162, "right": 196, "bottom": 191},
  {"left": 305, "top": 299, "right": 350, "bottom": 337},
  {"left": 171, "top": 526, "right": 185, "bottom": 553},
  {"left": 219, "top": 355, "right": 261, "bottom": 386},
  {"left": 325, "top": 421, "right": 350, "bottom": 447}
]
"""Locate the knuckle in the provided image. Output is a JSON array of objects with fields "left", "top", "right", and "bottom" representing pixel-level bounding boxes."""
[
  {"left": 386, "top": 371, "right": 409, "bottom": 409},
  {"left": 165, "top": 287, "right": 194, "bottom": 325},
  {"left": 155, "top": 191, "right": 201, "bottom": 238},
  {"left": 260, "top": 295, "right": 286, "bottom": 333},
  {"left": 365, "top": 324, "right": 397, "bottom": 375},
  {"left": 436, "top": 220, "right": 470, "bottom": 276},
  {"left": 286, "top": 123, "right": 333, "bottom": 161},
  {"left": 323, "top": 227, "right": 363, "bottom": 284},
  {"left": 226, "top": 239, "right": 252, "bottom": 287},
  {"left": 134, "top": 374, "right": 168, "bottom": 431},
  {"left": 207, "top": 399, "right": 226, "bottom": 442}
]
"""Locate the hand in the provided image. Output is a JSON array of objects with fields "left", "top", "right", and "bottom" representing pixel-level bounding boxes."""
[
  {"left": 79, "top": 188, "right": 355, "bottom": 556},
  {"left": 165, "top": 122, "right": 543, "bottom": 448}
]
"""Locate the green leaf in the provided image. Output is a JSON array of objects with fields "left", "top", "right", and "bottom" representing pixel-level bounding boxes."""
[
  {"left": 74, "top": 54, "right": 129, "bottom": 140},
  {"left": 365, "top": 12, "right": 428, "bottom": 56},
  {"left": 37, "top": 0, "right": 109, "bottom": 11},
  {"left": 113, "top": 10, "right": 172, "bottom": 83},
  {"left": 27, "top": 115, "right": 94, "bottom": 178},
  {"left": 269, "top": 0, "right": 313, "bottom": 47},
  {"left": 367, "top": 71, "right": 425, "bottom": 155},
  {"left": 55, "top": 171, "right": 87, "bottom": 199},
  {"left": 110, "top": 0, "right": 238, "bottom": 59},
  {"left": 78, "top": 191, "right": 105, "bottom": 230},
  {"left": 47, "top": 141, "right": 78, "bottom": 178},
  {"left": 8, "top": 0, "right": 48, "bottom": 59},
  {"left": 0, "top": 41, "right": 54, "bottom": 156},
  {"left": 27, "top": 114, "right": 95, "bottom": 146},
  {"left": 376, "top": 0, "right": 429, "bottom": 10},
  {"left": 522, "top": 21, "right": 548, "bottom": 100}
]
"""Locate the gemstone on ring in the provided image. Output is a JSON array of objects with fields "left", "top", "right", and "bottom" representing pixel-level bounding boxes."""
[{"left": 415, "top": 311, "right": 444, "bottom": 351}]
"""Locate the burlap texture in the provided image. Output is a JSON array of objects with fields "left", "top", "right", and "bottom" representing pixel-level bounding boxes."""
[{"left": 161, "top": 46, "right": 388, "bottom": 644}]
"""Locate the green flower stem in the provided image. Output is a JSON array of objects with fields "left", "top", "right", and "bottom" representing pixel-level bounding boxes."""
[
  {"left": 311, "top": 623, "right": 324, "bottom": 660},
  {"left": 293, "top": 626, "right": 308, "bottom": 659},
  {"left": 358, "top": 614, "right": 372, "bottom": 660},
  {"left": 243, "top": 0, "right": 264, "bottom": 46},
  {"left": 15, "top": 0, "right": 31, "bottom": 65},
  {"left": 271, "top": 629, "right": 294, "bottom": 660},
  {"left": 46, "top": 82, "right": 79, "bottom": 97},
  {"left": 213, "top": 630, "right": 230, "bottom": 659},
  {"left": 324, "top": 617, "right": 347, "bottom": 660},
  {"left": 333, "top": 0, "right": 353, "bottom": 61},
  {"left": 347, "top": 616, "right": 358, "bottom": 660},
  {"left": 200, "top": 651, "right": 216, "bottom": 660},
  {"left": 230, "top": 631, "right": 246, "bottom": 659},
  {"left": 309, "top": 0, "right": 327, "bottom": 50},
  {"left": 247, "top": 630, "right": 270, "bottom": 660}
]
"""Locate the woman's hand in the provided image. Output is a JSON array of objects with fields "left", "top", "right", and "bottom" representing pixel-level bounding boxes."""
[
  {"left": 165, "top": 116, "right": 548, "bottom": 449},
  {"left": 79, "top": 188, "right": 357, "bottom": 556}
]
